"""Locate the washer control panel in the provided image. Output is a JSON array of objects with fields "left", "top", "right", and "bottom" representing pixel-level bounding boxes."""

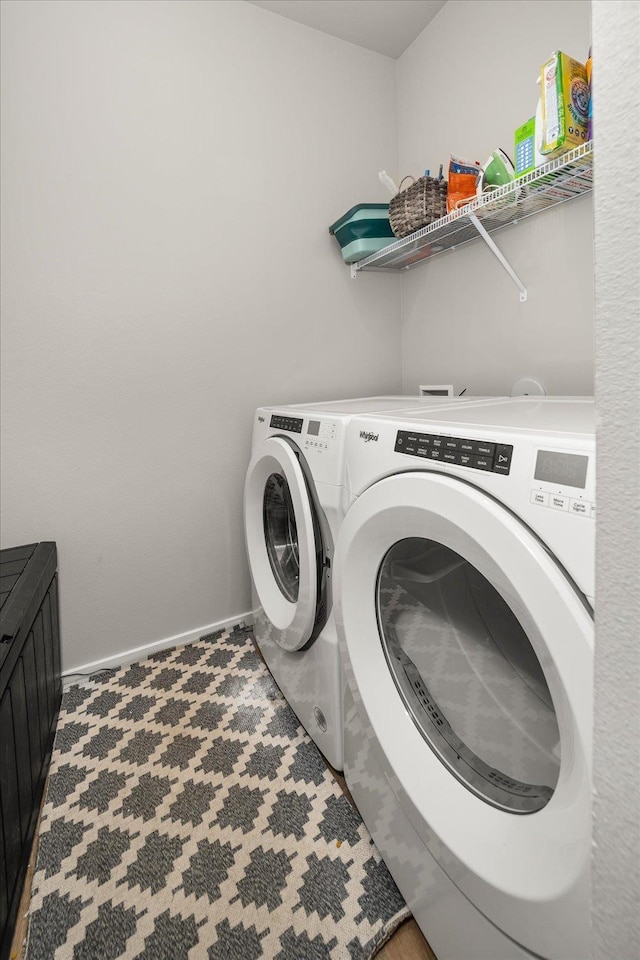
[
  {"left": 303, "top": 419, "right": 337, "bottom": 452},
  {"left": 269, "top": 415, "right": 338, "bottom": 452},
  {"left": 270, "top": 414, "right": 303, "bottom": 433},
  {"left": 395, "top": 430, "right": 513, "bottom": 475}
]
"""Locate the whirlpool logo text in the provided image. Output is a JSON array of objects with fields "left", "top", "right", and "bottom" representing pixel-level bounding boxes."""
[{"left": 359, "top": 430, "right": 379, "bottom": 443}]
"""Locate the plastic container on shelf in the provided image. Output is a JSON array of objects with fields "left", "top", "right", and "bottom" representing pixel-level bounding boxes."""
[{"left": 329, "top": 204, "right": 395, "bottom": 263}]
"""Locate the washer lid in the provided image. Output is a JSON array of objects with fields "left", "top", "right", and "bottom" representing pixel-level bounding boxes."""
[
  {"left": 244, "top": 436, "right": 320, "bottom": 652},
  {"left": 335, "top": 470, "right": 593, "bottom": 960}
]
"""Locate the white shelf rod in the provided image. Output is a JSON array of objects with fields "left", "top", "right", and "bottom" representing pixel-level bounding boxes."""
[{"left": 468, "top": 213, "right": 527, "bottom": 302}]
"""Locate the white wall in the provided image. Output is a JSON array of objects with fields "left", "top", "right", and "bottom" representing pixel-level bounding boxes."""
[
  {"left": 0, "top": 0, "right": 401, "bottom": 672},
  {"left": 592, "top": 2, "right": 640, "bottom": 957},
  {"left": 397, "top": 0, "right": 593, "bottom": 396}
]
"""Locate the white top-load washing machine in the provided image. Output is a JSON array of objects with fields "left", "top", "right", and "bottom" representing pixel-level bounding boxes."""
[
  {"left": 334, "top": 397, "right": 594, "bottom": 960},
  {"left": 243, "top": 395, "right": 489, "bottom": 771}
]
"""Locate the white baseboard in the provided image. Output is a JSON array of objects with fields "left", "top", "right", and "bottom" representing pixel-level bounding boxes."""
[{"left": 62, "top": 610, "right": 255, "bottom": 685}]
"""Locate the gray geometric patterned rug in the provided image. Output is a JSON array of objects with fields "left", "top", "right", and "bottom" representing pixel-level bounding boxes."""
[{"left": 24, "top": 623, "right": 409, "bottom": 959}]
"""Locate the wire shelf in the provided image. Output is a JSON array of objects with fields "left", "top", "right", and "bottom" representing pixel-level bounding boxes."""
[{"left": 355, "top": 142, "right": 593, "bottom": 273}]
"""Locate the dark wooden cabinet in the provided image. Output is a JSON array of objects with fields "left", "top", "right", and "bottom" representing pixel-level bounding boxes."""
[{"left": 0, "top": 543, "right": 61, "bottom": 960}]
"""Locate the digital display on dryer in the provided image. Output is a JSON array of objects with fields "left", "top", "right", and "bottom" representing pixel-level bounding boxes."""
[
  {"left": 534, "top": 450, "right": 588, "bottom": 488},
  {"left": 307, "top": 420, "right": 320, "bottom": 436}
]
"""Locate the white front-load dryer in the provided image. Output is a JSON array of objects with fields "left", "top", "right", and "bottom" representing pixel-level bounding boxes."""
[
  {"left": 334, "top": 397, "right": 594, "bottom": 959},
  {"left": 243, "top": 395, "right": 488, "bottom": 771}
]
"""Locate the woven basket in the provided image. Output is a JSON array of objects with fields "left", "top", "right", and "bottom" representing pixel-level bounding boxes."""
[{"left": 388, "top": 176, "right": 448, "bottom": 238}]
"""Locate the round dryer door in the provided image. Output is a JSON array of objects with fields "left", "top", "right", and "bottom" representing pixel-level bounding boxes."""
[
  {"left": 244, "top": 436, "right": 319, "bottom": 651},
  {"left": 335, "top": 471, "right": 593, "bottom": 960}
]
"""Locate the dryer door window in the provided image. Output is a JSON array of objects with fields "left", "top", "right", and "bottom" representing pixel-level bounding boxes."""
[
  {"left": 263, "top": 473, "right": 299, "bottom": 603},
  {"left": 376, "top": 537, "right": 560, "bottom": 813}
]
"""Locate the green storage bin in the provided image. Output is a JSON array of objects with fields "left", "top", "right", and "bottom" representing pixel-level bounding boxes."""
[{"left": 329, "top": 204, "right": 395, "bottom": 263}]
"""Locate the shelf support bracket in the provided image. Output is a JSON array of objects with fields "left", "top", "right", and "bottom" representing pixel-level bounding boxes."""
[
  {"left": 350, "top": 263, "right": 358, "bottom": 280},
  {"left": 468, "top": 213, "right": 527, "bottom": 302}
]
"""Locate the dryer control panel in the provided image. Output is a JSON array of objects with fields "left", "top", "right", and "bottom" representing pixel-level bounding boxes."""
[
  {"left": 529, "top": 449, "right": 595, "bottom": 519},
  {"left": 394, "top": 430, "right": 513, "bottom": 475}
]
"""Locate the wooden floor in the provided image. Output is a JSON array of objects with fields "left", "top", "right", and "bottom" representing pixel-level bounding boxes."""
[
  {"left": 378, "top": 919, "right": 438, "bottom": 960},
  {"left": 11, "top": 773, "right": 437, "bottom": 960}
]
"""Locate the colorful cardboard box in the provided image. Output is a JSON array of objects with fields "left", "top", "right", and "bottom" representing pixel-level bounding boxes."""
[
  {"left": 540, "top": 51, "right": 589, "bottom": 159},
  {"left": 515, "top": 117, "right": 536, "bottom": 176}
]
